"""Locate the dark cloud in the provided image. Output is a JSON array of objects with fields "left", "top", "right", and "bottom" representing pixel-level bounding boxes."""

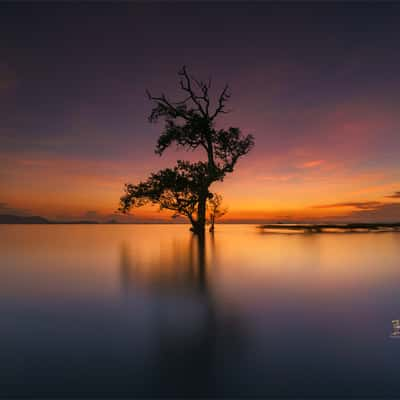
[
  {"left": 313, "top": 190, "right": 400, "bottom": 221},
  {"left": 344, "top": 203, "right": 400, "bottom": 222},
  {"left": 313, "top": 201, "right": 382, "bottom": 210},
  {"left": 385, "top": 191, "right": 400, "bottom": 199}
]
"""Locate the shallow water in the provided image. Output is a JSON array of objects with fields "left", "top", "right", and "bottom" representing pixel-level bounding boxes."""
[{"left": 1, "top": 224, "right": 400, "bottom": 398}]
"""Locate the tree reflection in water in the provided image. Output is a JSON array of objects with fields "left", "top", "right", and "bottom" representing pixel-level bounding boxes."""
[{"left": 119, "top": 233, "right": 245, "bottom": 397}]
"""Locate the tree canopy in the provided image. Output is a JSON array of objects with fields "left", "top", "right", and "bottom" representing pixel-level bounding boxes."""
[{"left": 120, "top": 66, "right": 254, "bottom": 234}]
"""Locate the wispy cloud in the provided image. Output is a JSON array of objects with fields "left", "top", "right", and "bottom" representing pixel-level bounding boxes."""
[
  {"left": 298, "top": 160, "right": 324, "bottom": 169},
  {"left": 386, "top": 191, "right": 400, "bottom": 199},
  {"left": 258, "top": 174, "right": 296, "bottom": 182},
  {"left": 311, "top": 189, "right": 400, "bottom": 221},
  {"left": 342, "top": 203, "right": 400, "bottom": 223},
  {"left": 313, "top": 201, "right": 382, "bottom": 210}
]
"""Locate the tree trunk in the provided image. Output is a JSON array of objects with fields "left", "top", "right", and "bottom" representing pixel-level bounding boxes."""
[
  {"left": 191, "top": 193, "right": 207, "bottom": 235},
  {"left": 209, "top": 215, "right": 215, "bottom": 232}
]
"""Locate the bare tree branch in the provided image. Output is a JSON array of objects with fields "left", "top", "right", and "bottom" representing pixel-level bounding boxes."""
[
  {"left": 178, "top": 66, "right": 207, "bottom": 117},
  {"left": 211, "top": 84, "right": 231, "bottom": 119}
]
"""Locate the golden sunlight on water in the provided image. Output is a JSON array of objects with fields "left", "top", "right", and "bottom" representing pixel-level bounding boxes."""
[{"left": 1, "top": 224, "right": 400, "bottom": 302}]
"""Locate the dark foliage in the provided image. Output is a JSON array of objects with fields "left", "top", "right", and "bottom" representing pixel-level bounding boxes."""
[
  {"left": 207, "top": 193, "right": 227, "bottom": 232},
  {"left": 120, "top": 67, "right": 254, "bottom": 234}
]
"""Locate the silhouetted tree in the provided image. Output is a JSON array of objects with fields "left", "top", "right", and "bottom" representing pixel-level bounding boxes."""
[
  {"left": 120, "top": 67, "right": 254, "bottom": 234},
  {"left": 207, "top": 193, "right": 227, "bottom": 232}
]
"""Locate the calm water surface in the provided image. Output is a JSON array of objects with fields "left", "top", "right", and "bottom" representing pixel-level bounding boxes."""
[{"left": 1, "top": 225, "right": 400, "bottom": 398}]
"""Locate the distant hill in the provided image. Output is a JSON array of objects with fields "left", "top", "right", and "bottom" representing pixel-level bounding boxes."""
[
  {"left": 0, "top": 214, "right": 50, "bottom": 224},
  {"left": 0, "top": 214, "right": 99, "bottom": 224},
  {"left": 56, "top": 220, "right": 99, "bottom": 224}
]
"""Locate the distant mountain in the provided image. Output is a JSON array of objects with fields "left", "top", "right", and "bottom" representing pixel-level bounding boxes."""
[
  {"left": 0, "top": 214, "right": 50, "bottom": 224},
  {"left": 57, "top": 220, "right": 99, "bottom": 224},
  {"left": 0, "top": 214, "right": 99, "bottom": 224}
]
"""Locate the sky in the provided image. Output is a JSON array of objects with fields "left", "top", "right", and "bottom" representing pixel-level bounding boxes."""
[{"left": 1, "top": 2, "right": 400, "bottom": 223}]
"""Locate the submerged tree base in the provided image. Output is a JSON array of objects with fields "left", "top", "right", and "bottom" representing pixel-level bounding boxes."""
[{"left": 190, "top": 224, "right": 206, "bottom": 236}]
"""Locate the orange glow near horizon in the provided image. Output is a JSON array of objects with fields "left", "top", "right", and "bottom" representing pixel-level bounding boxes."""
[{"left": 1, "top": 148, "right": 399, "bottom": 222}]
